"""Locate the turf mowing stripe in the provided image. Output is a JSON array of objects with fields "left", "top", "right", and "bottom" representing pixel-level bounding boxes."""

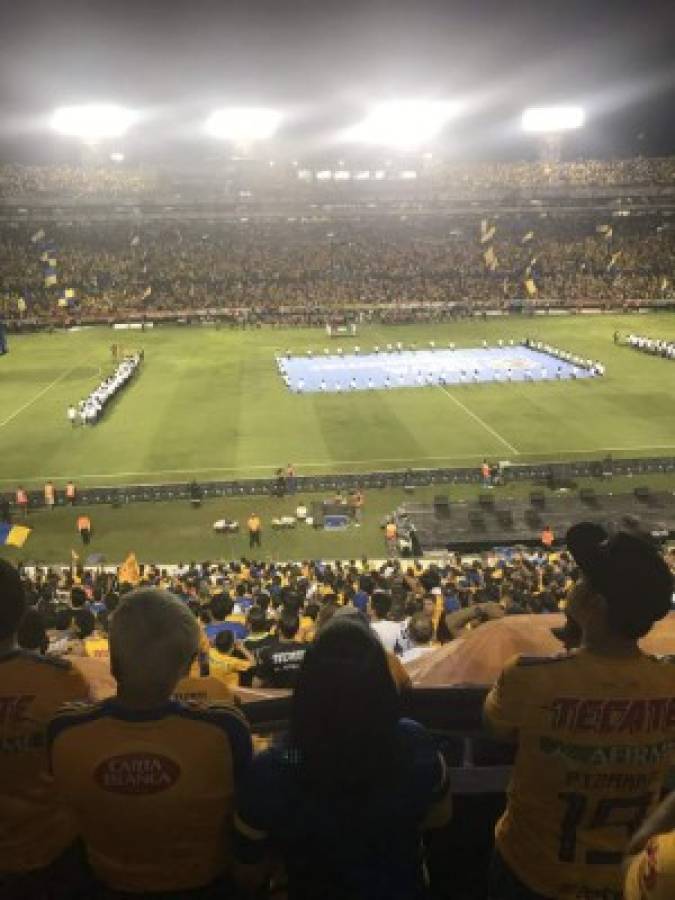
[
  {"left": 0, "top": 365, "right": 81, "bottom": 430},
  {"left": 439, "top": 385, "right": 520, "bottom": 456}
]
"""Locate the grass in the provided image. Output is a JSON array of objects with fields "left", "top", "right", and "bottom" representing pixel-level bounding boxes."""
[
  {"left": 0, "top": 312, "right": 673, "bottom": 563},
  {"left": 3, "top": 473, "right": 674, "bottom": 566}
]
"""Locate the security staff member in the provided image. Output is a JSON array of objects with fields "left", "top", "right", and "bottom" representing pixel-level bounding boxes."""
[
  {"left": 247, "top": 513, "right": 261, "bottom": 549},
  {"left": 77, "top": 514, "right": 92, "bottom": 545}
]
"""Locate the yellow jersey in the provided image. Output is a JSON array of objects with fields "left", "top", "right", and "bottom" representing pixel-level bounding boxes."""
[
  {"left": 208, "top": 648, "right": 251, "bottom": 689},
  {"left": 484, "top": 650, "right": 675, "bottom": 898},
  {"left": 48, "top": 698, "right": 252, "bottom": 893},
  {"left": 625, "top": 833, "right": 675, "bottom": 899},
  {"left": 0, "top": 649, "right": 90, "bottom": 872},
  {"left": 84, "top": 636, "right": 110, "bottom": 659},
  {"left": 173, "top": 675, "right": 236, "bottom": 704}
]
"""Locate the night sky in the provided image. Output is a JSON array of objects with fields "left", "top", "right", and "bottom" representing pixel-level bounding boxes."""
[{"left": 1, "top": 0, "right": 674, "bottom": 163}]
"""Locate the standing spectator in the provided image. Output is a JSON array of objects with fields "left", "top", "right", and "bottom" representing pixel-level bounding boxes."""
[
  {"left": 247, "top": 512, "right": 262, "bottom": 549},
  {"left": 484, "top": 523, "right": 675, "bottom": 900},
  {"left": 76, "top": 514, "right": 91, "bottom": 545},
  {"left": 0, "top": 559, "right": 90, "bottom": 894},
  {"left": 65, "top": 481, "right": 76, "bottom": 506},
  {"left": 234, "top": 617, "right": 451, "bottom": 899},
  {"left": 15, "top": 486, "right": 28, "bottom": 519},
  {"left": 48, "top": 588, "right": 252, "bottom": 895},
  {"left": 44, "top": 481, "right": 55, "bottom": 512}
]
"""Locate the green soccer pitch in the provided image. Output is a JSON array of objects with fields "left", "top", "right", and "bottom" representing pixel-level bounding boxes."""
[{"left": 1, "top": 312, "right": 674, "bottom": 491}]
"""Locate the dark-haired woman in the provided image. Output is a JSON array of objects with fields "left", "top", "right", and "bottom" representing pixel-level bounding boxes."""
[{"left": 234, "top": 617, "right": 451, "bottom": 900}]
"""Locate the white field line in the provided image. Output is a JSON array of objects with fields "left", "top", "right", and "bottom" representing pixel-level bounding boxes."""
[
  {"left": 0, "top": 365, "right": 81, "bottom": 430},
  {"left": 3, "top": 444, "right": 674, "bottom": 485},
  {"left": 439, "top": 385, "right": 520, "bottom": 456}
]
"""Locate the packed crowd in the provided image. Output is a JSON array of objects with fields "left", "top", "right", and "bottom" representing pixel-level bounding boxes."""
[
  {"left": 1, "top": 156, "right": 675, "bottom": 201},
  {"left": 625, "top": 332, "right": 675, "bottom": 360},
  {"left": 68, "top": 352, "right": 143, "bottom": 426},
  {"left": 0, "top": 214, "right": 673, "bottom": 322},
  {"left": 2, "top": 523, "right": 675, "bottom": 899}
]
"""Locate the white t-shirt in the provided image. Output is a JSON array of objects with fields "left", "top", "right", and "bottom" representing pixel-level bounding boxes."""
[{"left": 370, "top": 620, "right": 403, "bottom": 653}]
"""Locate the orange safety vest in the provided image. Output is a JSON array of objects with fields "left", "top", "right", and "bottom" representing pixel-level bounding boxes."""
[
  {"left": 66, "top": 483, "right": 76, "bottom": 498},
  {"left": 247, "top": 516, "right": 261, "bottom": 532},
  {"left": 481, "top": 463, "right": 490, "bottom": 479},
  {"left": 44, "top": 484, "right": 54, "bottom": 501},
  {"left": 385, "top": 522, "right": 397, "bottom": 540},
  {"left": 77, "top": 516, "right": 91, "bottom": 532},
  {"left": 541, "top": 529, "right": 554, "bottom": 547},
  {"left": 16, "top": 489, "right": 28, "bottom": 505}
]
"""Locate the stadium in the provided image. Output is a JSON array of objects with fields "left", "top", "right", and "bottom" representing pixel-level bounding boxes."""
[{"left": 1, "top": 1, "right": 675, "bottom": 898}]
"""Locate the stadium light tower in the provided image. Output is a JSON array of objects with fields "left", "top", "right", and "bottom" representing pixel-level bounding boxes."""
[
  {"left": 344, "top": 100, "right": 460, "bottom": 150},
  {"left": 51, "top": 104, "right": 137, "bottom": 144},
  {"left": 205, "top": 107, "right": 282, "bottom": 154},
  {"left": 521, "top": 105, "right": 585, "bottom": 162}
]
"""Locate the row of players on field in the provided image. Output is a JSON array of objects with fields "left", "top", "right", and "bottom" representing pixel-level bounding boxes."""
[
  {"left": 66, "top": 352, "right": 143, "bottom": 426},
  {"left": 627, "top": 333, "right": 675, "bottom": 359}
]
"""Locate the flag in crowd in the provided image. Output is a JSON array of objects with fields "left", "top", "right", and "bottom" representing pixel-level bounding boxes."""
[
  {"left": 607, "top": 250, "right": 622, "bottom": 272},
  {"left": 524, "top": 277, "right": 538, "bottom": 298},
  {"left": 17, "top": 297, "right": 26, "bottom": 312},
  {"left": 480, "top": 219, "right": 496, "bottom": 244},
  {"left": 119, "top": 552, "right": 141, "bottom": 585},
  {"left": 483, "top": 245, "right": 498, "bottom": 271},
  {"left": 521, "top": 231, "right": 534, "bottom": 243},
  {"left": 30, "top": 228, "right": 45, "bottom": 243},
  {"left": 0, "top": 523, "right": 32, "bottom": 548},
  {"left": 44, "top": 268, "right": 58, "bottom": 287},
  {"left": 596, "top": 224, "right": 613, "bottom": 239},
  {"left": 130, "top": 235, "right": 140, "bottom": 246}
]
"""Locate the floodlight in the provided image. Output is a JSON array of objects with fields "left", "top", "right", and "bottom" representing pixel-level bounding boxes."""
[
  {"left": 109, "top": 152, "right": 125, "bottom": 163},
  {"left": 521, "top": 106, "right": 585, "bottom": 133},
  {"left": 205, "top": 107, "right": 282, "bottom": 142},
  {"left": 316, "top": 170, "right": 332, "bottom": 181},
  {"left": 334, "top": 170, "right": 351, "bottom": 181},
  {"left": 51, "top": 104, "right": 137, "bottom": 141},
  {"left": 345, "top": 100, "right": 460, "bottom": 149}
]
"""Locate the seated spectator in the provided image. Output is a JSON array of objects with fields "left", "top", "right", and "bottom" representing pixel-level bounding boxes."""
[
  {"left": 484, "top": 523, "right": 675, "bottom": 900},
  {"left": 205, "top": 593, "right": 248, "bottom": 644},
  {"left": 48, "top": 587, "right": 252, "bottom": 895},
  {"left": 208, "top": 629, "right": 252, "bottom": 688},
  {"left": 400, "top": 614, "right": 436, "bottom": 664},
  {"left": 241, "top": 605, "right": 274, "bottom": 665},
  {"left": 17, "top": 608, "right": 49, "bottom": 654},
  {"left": 234, "top": 616, "right": 451, "bottom": 899},
  {"left": 0, "top": 559, "right": 90, "bottom": 893},
  {"left": 253, "top": 608, "right": 306, "bottom": 689},
  {"left": 369, "top": 590, "right": 403, "bottom": 653}
]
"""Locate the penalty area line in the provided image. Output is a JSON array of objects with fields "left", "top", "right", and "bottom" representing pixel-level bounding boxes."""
[
  {"left": 0, "top": 365, "right": 81, "bottom": 430},
  {"left": 439, "top": 385, "right": 520, "bottom": 456}
]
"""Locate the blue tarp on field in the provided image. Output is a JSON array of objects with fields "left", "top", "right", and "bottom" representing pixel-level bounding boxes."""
[{"left": 277, "top": 345, "right": 596, "bottom": 393}]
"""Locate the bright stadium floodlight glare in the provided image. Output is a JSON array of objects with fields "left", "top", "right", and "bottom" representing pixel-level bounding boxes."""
[
  {"left": 521, "top": 106, "right": 585, "bottom": 133},
  {"left": 345, "top": 100, "right": 460, "bottom": 149},
  {"left": 204, "top": 107, "right": 282, "bottom": 142},
  {"left": 51, "top": 104, "right": 137, "bottom": 142}
]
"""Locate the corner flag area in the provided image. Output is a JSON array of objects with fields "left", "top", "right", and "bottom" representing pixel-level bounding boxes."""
[{"left": 278, "top": 344, "right": 598, "bottom": 393}]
